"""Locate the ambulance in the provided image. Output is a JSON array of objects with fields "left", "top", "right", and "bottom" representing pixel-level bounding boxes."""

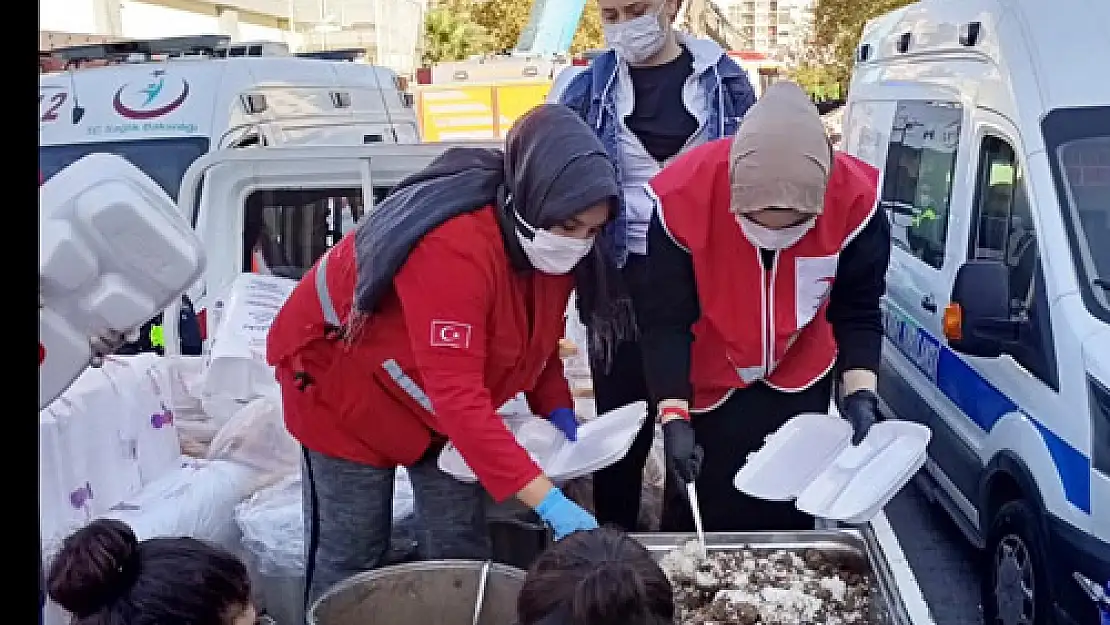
[
  {"left": 840, "top": 0, "right": 1110, "bottom": 622},
  {"left": 39, "top": 36, "right": 421, "bottom": 201}
]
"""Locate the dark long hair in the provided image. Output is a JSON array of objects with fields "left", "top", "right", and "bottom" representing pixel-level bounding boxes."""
[
  {"left": 517, "top": 528, "right": 674, "bottom": 625},
  {"left": 46, "top": 519, "right": 252, "bottom": 625}
]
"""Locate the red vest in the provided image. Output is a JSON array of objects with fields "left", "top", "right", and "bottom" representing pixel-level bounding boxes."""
[{"left": 651, "top": 139, "right": 879, "bottom": 411}]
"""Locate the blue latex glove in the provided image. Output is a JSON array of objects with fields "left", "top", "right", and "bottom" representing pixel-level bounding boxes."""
[
  {"left": 535, "top": 487, "right": 598, "bottom": 540},
  {"left": 547, "top": 407, "right": 578, "bottom": 442}
]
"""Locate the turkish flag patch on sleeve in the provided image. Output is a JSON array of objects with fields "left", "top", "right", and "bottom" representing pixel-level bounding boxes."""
[{"left": 430, "top": 320, "right": 473, "bottom": 349}]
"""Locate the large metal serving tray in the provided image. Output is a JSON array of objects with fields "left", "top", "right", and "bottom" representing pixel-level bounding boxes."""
[{"left": 631, "top": 530, "right": 916, "bottom": 625}]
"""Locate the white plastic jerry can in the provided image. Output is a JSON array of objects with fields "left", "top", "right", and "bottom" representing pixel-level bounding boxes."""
[{"left": 39, "top": 153, "right": 205, "bottom": 410}]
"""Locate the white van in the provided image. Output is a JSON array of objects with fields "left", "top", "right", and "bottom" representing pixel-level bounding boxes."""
[
  {"left": 39, "top": 36, "right": 420, "bottom": 201},
  {"left": 840, "top": 0, "right": 1110, "bottom": 622},
  {"left": 157, "top": 142, "right": 496, "bottom": 343}
]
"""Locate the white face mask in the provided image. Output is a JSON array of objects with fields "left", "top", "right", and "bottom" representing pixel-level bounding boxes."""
[
  {"left": 737, "top": 215, "right": 815, "bottom": 250},
  {"left": 603, "top": 4, "right": 668, "bottom": 64},
  {"left": 515, "top": 214, "right": 595, "bottom": 275}
]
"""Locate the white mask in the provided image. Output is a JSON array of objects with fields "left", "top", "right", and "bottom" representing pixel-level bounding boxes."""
[
  {"left": 515, "top": 214, "right": 595, "bottom": 275},
  {"left": 738, "top": 215, "right": 815, "bottom": 250},
  {"left": 603, "top": 5, "right": 668, "bottom": 64}
]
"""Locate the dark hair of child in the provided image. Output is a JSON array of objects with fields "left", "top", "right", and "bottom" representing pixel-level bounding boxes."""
[
  {"left": 46, "top": 519, "right": 254, "bottom": 625},
  {"left": 517, "top": 527, "right": 675, "bottom": 625}
]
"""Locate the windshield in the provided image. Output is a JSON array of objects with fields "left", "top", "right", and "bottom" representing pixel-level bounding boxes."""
[
  {"left": 1043, "top": 106, "right": 1110, "bottom": 323},
  {"left": 39, "top": 137, "right": 209, "bottom": 201}
]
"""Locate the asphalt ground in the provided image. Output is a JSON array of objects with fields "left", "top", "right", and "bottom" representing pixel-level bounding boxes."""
[{"left": 885, "top": 479, "right": 986, "bottom": 625}]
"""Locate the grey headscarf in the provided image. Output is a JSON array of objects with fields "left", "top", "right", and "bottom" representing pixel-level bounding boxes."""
[{"left": 350, "top": 104, "right": 620, "bottom": 318}]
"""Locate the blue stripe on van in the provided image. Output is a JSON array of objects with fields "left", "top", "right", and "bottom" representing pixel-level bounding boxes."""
[{"left": 881, "top": 301, "right": 1092, "bottom": 514}]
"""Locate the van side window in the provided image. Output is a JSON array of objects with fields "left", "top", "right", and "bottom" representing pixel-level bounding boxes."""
[
  {"left": 243, "top": 188, "right": 365, "bottom": 280},
  {"left": 880, "top": 100, "right": 963, "bottom": 269},
  {"left": 968, "top": 136, "right": 1057, "bottom": 388}
]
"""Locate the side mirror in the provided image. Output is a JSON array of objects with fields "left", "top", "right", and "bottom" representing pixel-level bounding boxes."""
[{"left": 945, "top": 260, "right": 1019, "bottom": 358}]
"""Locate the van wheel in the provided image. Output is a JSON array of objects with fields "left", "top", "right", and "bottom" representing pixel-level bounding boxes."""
[{"left": 982, "top": 499, "right": 1052, "bottom": 625}]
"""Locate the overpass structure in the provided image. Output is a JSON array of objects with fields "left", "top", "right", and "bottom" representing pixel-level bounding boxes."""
[{"left": 39, "top": 0, "right": 427, "bottom": 73}]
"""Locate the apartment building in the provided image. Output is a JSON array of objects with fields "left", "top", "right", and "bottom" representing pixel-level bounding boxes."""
[{"left": 724, "top": 0, "right": 813, "bottom": 54}]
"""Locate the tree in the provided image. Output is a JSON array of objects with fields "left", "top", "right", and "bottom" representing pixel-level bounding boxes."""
[
  {"left": 468, "top": 0, "right": 605, "bottom": 55},
  {"left": 469, "top": 0, "right": 532, "bottom": 53},
  {"left": 422, "top": 4, "right": 487, "bottom": 65},
  {"left": 810, "top": 0, "right": 914, "bottom": 90},
  {"left": 570, "top": 0, "right": 605, "bottom": 54},
  {"left": 790, "top": 62, "right": 840, "bottom": 99}
]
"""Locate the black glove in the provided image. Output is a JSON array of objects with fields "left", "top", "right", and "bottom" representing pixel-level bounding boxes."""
[
  {"left": 662, "top": 419, "right": 703, "bottom": 483},
  {"left": 841, "top": 389, "right": 880, "bottom": 445}
]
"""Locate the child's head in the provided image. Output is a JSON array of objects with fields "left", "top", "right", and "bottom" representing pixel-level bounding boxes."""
[
  {"left": 46, "top": 519, "right": 256, "bottom": 625},
  {"left": 517, "top": 527, "right": 674, "bottom": 625}
]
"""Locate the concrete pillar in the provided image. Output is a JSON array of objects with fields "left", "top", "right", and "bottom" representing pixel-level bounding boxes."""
[
  {"left": 92, "top": 0, "right": 123, "bottom": 36},
  {"left": 217, "top": 6, "right": 241, "bottom": 41}
]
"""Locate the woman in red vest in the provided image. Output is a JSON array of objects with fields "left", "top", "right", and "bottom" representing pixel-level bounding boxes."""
[
  {"left": 637, "top": 81, "right": 892, "bottom": 531},
  {"left": 266, "top": 105, "right": 618, "bottom": 606}
]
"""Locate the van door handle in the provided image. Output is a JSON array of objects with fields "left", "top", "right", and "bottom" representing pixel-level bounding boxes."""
[{"left": 920, "top": 294, "right": 937, "bottom": 313}]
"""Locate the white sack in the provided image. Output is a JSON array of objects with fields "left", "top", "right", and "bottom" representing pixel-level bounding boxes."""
[
  {"left": 202, "top": 274, "right": 296, "bottom": 419},
  {"left": 207, "top": 396, "right": 299, "bottom": 486},
  {"left": 39, "top": 367, "right": 142, "bottom": 543},
  {"left": 100, "top": 459, "right": 260, "bottom": 552},
  {"left": 236, "top": 469, "right": 415, "bottom": 576},
  {"left": 103, "top": 355, "right": 182, "bottom": 485}
]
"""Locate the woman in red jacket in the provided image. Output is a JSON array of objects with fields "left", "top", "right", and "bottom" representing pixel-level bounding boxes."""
[
  {"left": 637, "top": 81, "right": 892, "bottom": 532},
  {"left": 267, "top": 104, "right": 619, "bottom": 606}
]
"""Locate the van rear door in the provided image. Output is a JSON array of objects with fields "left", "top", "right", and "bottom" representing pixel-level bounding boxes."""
[{"left": 162, "top": 142, "right": 499, "bottom": 352}]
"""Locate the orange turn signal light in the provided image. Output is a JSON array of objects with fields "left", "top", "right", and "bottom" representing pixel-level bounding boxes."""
[{"left": 943, "top": 302, "right": 964, "bottom": 341}]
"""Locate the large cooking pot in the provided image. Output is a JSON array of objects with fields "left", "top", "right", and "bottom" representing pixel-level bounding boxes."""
[{"left": 307, "top": 560, "right": 527, "bottom": 625}]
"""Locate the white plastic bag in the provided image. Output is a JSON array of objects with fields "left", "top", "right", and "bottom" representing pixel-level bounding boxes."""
[
  {"left": 164, "top": 355, "right": 208, "bottom": 416},
  {"left": 236, "top": 475, "right": 303, "bottom": 576},
  {"left": 563, "top": 296, "right": 590, "bottom": 379},
  {"left": 163, "top": 355, "right": 220, "bottom": 456},
  {"left": 235, "top": 469, "right": 416, "bottom": 576},
  {"left": 207, "top": 396, "right": 299, "bottom": 484}
]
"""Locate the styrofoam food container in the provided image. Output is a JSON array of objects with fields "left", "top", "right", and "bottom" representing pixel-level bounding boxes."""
[
  {"left": 733, "top": 412, "right": 931, "bottom": 524},
  {"left": 439, "top": 401, "right": 648, "bottom": 483},
  {"left": 40, "top": 153, "right": 205, "bottom": 409}
]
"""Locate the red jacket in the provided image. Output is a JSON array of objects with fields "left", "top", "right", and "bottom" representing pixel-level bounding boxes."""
[
  {"left": 651, "top": 139, "right": 878, "bottom": 411},
  {"left": 266, "top": 206, "right": 574, "bottom": 501}
]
